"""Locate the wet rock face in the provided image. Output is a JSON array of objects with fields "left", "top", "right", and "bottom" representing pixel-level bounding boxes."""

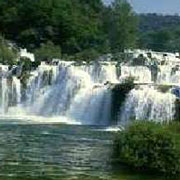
[
  {"left": 175, "top": 99, "right": 180, "bottom": 121},
  {"left": 111, "top": 82, "right": 134, "bottom": 124}
]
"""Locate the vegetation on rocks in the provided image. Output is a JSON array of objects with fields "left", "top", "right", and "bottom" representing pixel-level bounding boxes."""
[
  {"left": 34, "top": 41, "right": 61, "bottom": 62},
  {"left": 0, "top": 36, "right": 17, "bottom": 65}
]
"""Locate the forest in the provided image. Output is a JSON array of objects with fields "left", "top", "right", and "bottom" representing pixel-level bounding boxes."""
[
  {"left": 0, "top": 0, "right": 179, "bottom": 63},
  {"left": 138, "top": 14, "right": 180, "bottom": 52}
]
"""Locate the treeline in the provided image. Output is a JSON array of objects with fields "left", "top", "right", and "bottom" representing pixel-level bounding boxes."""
[
  {"left": 138, "top": 14, "right": 180, "bottom": 52},
  {"left": 0, "top": 0, "right": 137, "bottom": 62},
  {"left": 0, "top": 0, "right": 180, "bottom": 63},
  {"left": 139, "top": 14, "right": 180, "bottom": 33}
]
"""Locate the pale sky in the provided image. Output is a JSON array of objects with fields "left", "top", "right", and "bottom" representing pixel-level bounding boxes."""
[{"left": 104, "top": 0, "right": 180, "bottom": 15}]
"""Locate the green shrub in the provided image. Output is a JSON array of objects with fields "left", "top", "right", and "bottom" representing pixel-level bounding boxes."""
[
  {"left": 73, "top": 48, "right": 101, "bottom": 62},
  {"left": 20, "top": 72, "right": 31, "bottom": 89},
  {"left": 113, "top": 121, "right": 180, "bottom": 175},
  {"left": 131, "top": 54, "right": 147, "bottom": 66},
  {"left": 121, "top": 76, "right": 135, "bottom": 85},
  {"left": 0, "top": 36, "right": 18, "bottom": 65},
  {"left": 34, "top": 41, "right": 61, "bottom": 62},
  {"left": 20, "top": 57, "right": 33, "bottom": 72},
  {"left": 157, "top": 85, "right": 171, "bottom": 93}
]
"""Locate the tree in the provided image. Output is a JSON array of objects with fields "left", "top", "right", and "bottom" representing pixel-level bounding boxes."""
[
  {"left": 0, "top": 36, "right": 17, "bottom": 65},
  {"left": 138, "top": 14, "right": 180, "bottom": 52},
  {"left": 108, "top": 0, "right": 138, "bottom": 52},
  {"left": 0, "top": 0, "right": 139, "bottom": 58},
  {"left": 0, "top": 0, "right": 108, "bottom": 56},
  {"left": 34, "top": 41, "right": 61, "bottom": 62}
]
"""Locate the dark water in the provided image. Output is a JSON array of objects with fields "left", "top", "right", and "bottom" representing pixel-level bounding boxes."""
[{"left": 0, "top": 123, "right": 177, "bottom": 180}]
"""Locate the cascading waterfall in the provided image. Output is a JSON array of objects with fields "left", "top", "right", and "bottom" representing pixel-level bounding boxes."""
[
  {"left": 157, "top": 65, "right": 180, "bottom": 85},
  {"left": 0, "top": 78, "right": 8, "bottom": 114},
  {"left": 119, "top": 62, "right": 180, "bottom": 123},
  {"left": 0, "top": 76, "right": 21, "bottom": 115},
  {"left": 120, "top": 86, "right": 176, "bottom": 124},
  {"left": 12, "top": 76, "right": 21, "bottom": 104},
  {"left": 0, "top": 61, "right": 117, "bottom": 125},
  {"left": 0, "top": 49, "right": 180, "bottom": 125},
  {"left": 120, "top": 66, "right": 152, "bottom": 83}
]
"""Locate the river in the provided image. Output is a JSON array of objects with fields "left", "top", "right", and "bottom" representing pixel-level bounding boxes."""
[{"left": 0, "top": 122, "right": 175, "bottom": 180}]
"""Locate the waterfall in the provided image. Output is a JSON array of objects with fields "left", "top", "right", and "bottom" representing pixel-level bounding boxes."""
[
  {"left": 120, "top": 86, "right": 176, "bottom": 124},
  {"left": 67, "top": 86, "right": 112, "bottom": 125},
  {"left": 157, "top": 65, "right": 180, "bottom": 85},
  {"left": 12, "top": 76, "right": 21, "bottom": 104},
  {"left": 0, "top": 78, "right": 8, "bottom": 114},
  {"left": 0, "top": 76, "right": 21, "bottom": 115},
  {"left": 0, "top": 61, "right": 117, "bottom": 125},
  {"left": 120, "top": 66, "right": 152, "bottom": 83},
  {"left": 0, "top": 50, "right": 179, "bottom": 125}
]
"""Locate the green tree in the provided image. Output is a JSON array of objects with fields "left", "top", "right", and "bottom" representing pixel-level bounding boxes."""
[
  {"left": 0, "top": 36, "right": 17, "bottom": 65},
  {"left": 108, "top": 0, "right": 138, "bottom": 52},
  {"left": 0, "top": 0, "right": 139, "bottom": 58},
  {"left": 34, "top": 41, "right": 61, "bottom": 62},
  {"left": 149, "top": 30, "right": 171, "bottom": 51}
]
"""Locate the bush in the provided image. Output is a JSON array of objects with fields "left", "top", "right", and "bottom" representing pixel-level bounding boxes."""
[
  {"left": 121, "top": 76, "right": 135, "bottom": 85},
  {"left": 73, "top": 48, "right": 101, "bottom": 62},
  {"left": 0, "top": 36, "right": 18, "bottom": 65},
  {"left": 157, "top": 85, "right": 171, "bottom": 93},
  {"left": 34, "top": 41, "right": 61, "bottom": 62},
  {"left": 113, "top": 121, "right": 180, "bottom": 175},
  {"left": 20, "top": 57, "right": 33, "bottom": 72}
]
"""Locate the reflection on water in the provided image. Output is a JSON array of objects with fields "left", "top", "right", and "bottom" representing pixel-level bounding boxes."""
[
  {"left": 0, "top": 124, "right": 176, "bottom": 180},
  {"left": 0, "top": 124, "right": 114, "bottom": 179}
]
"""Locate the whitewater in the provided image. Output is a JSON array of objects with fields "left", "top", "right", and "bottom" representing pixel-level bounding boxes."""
[{"left": 0, "top": 49, "right": 180, "bottom": 125}]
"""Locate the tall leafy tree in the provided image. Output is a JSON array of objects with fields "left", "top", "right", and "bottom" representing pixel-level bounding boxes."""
[{"left": 108, "top": 0, "right": 138, "bottom": 52}]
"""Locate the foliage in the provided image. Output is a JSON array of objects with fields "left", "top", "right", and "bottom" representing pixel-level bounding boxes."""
[
  {"left": 139, "top": 14, "right": 180, "bottom": 33},
  {"left": 20, "top": 72, "right": 31, "bottom": 90},
  {"left": 138, "top": 14, "right": 180, "bottom": 52},
  {"left": 0, "top": 36, "right": 17, "bottom": 65},
  {"left": 19, "top": 57, "right": 33, "bottom": 72},
  {"left": 0, "top": 1, "right": 180, "bottom": 58},
  {"left": 72, "top": 48, "right": 101, "bottom": 62},
  {"left": 157, "top": 85, "right": 171, "bottom": 93},
  {"left": 108, "top": 0, "right": 138, "bottom": 52},
  {"left": 121, "top": 75, "right": 135, "bottom": 85},
  {"left": 113, "top": 121, "right": 180, "bottom": 175},
  {"left": 0, "top": 0, "right": 138, "bottom": 59},
  {"left": 0, "top": 0, "right": 107, "bottom": 54},
  {"left": 34, "top": 41, "right": 61, "bottom": 62}
]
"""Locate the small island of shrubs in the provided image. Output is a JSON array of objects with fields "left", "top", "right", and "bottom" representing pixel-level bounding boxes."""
[{"left": 113, "top": 121, "right": 180, "bottom": 175}]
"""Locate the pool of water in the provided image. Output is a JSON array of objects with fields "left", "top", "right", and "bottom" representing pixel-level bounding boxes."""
[{"left": 0, "top": 123, "right": 177, "bottom": 180}]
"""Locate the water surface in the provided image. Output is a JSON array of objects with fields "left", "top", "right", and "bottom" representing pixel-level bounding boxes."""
[{"left": 0, "top": 123, "right": 177, "bottom": 180}]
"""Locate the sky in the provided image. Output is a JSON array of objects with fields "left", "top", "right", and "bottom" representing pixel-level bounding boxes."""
[{"left": 104, "top": 0, "right": 180, "bottom": 15}]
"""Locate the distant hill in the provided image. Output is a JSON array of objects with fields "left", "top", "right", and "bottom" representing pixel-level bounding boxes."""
[
  {"left": 138, "top": 14, "right": 180, "bottom": 52},
  {"left": 139, "top": 13, "right": 180, "bottom": 32}
]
